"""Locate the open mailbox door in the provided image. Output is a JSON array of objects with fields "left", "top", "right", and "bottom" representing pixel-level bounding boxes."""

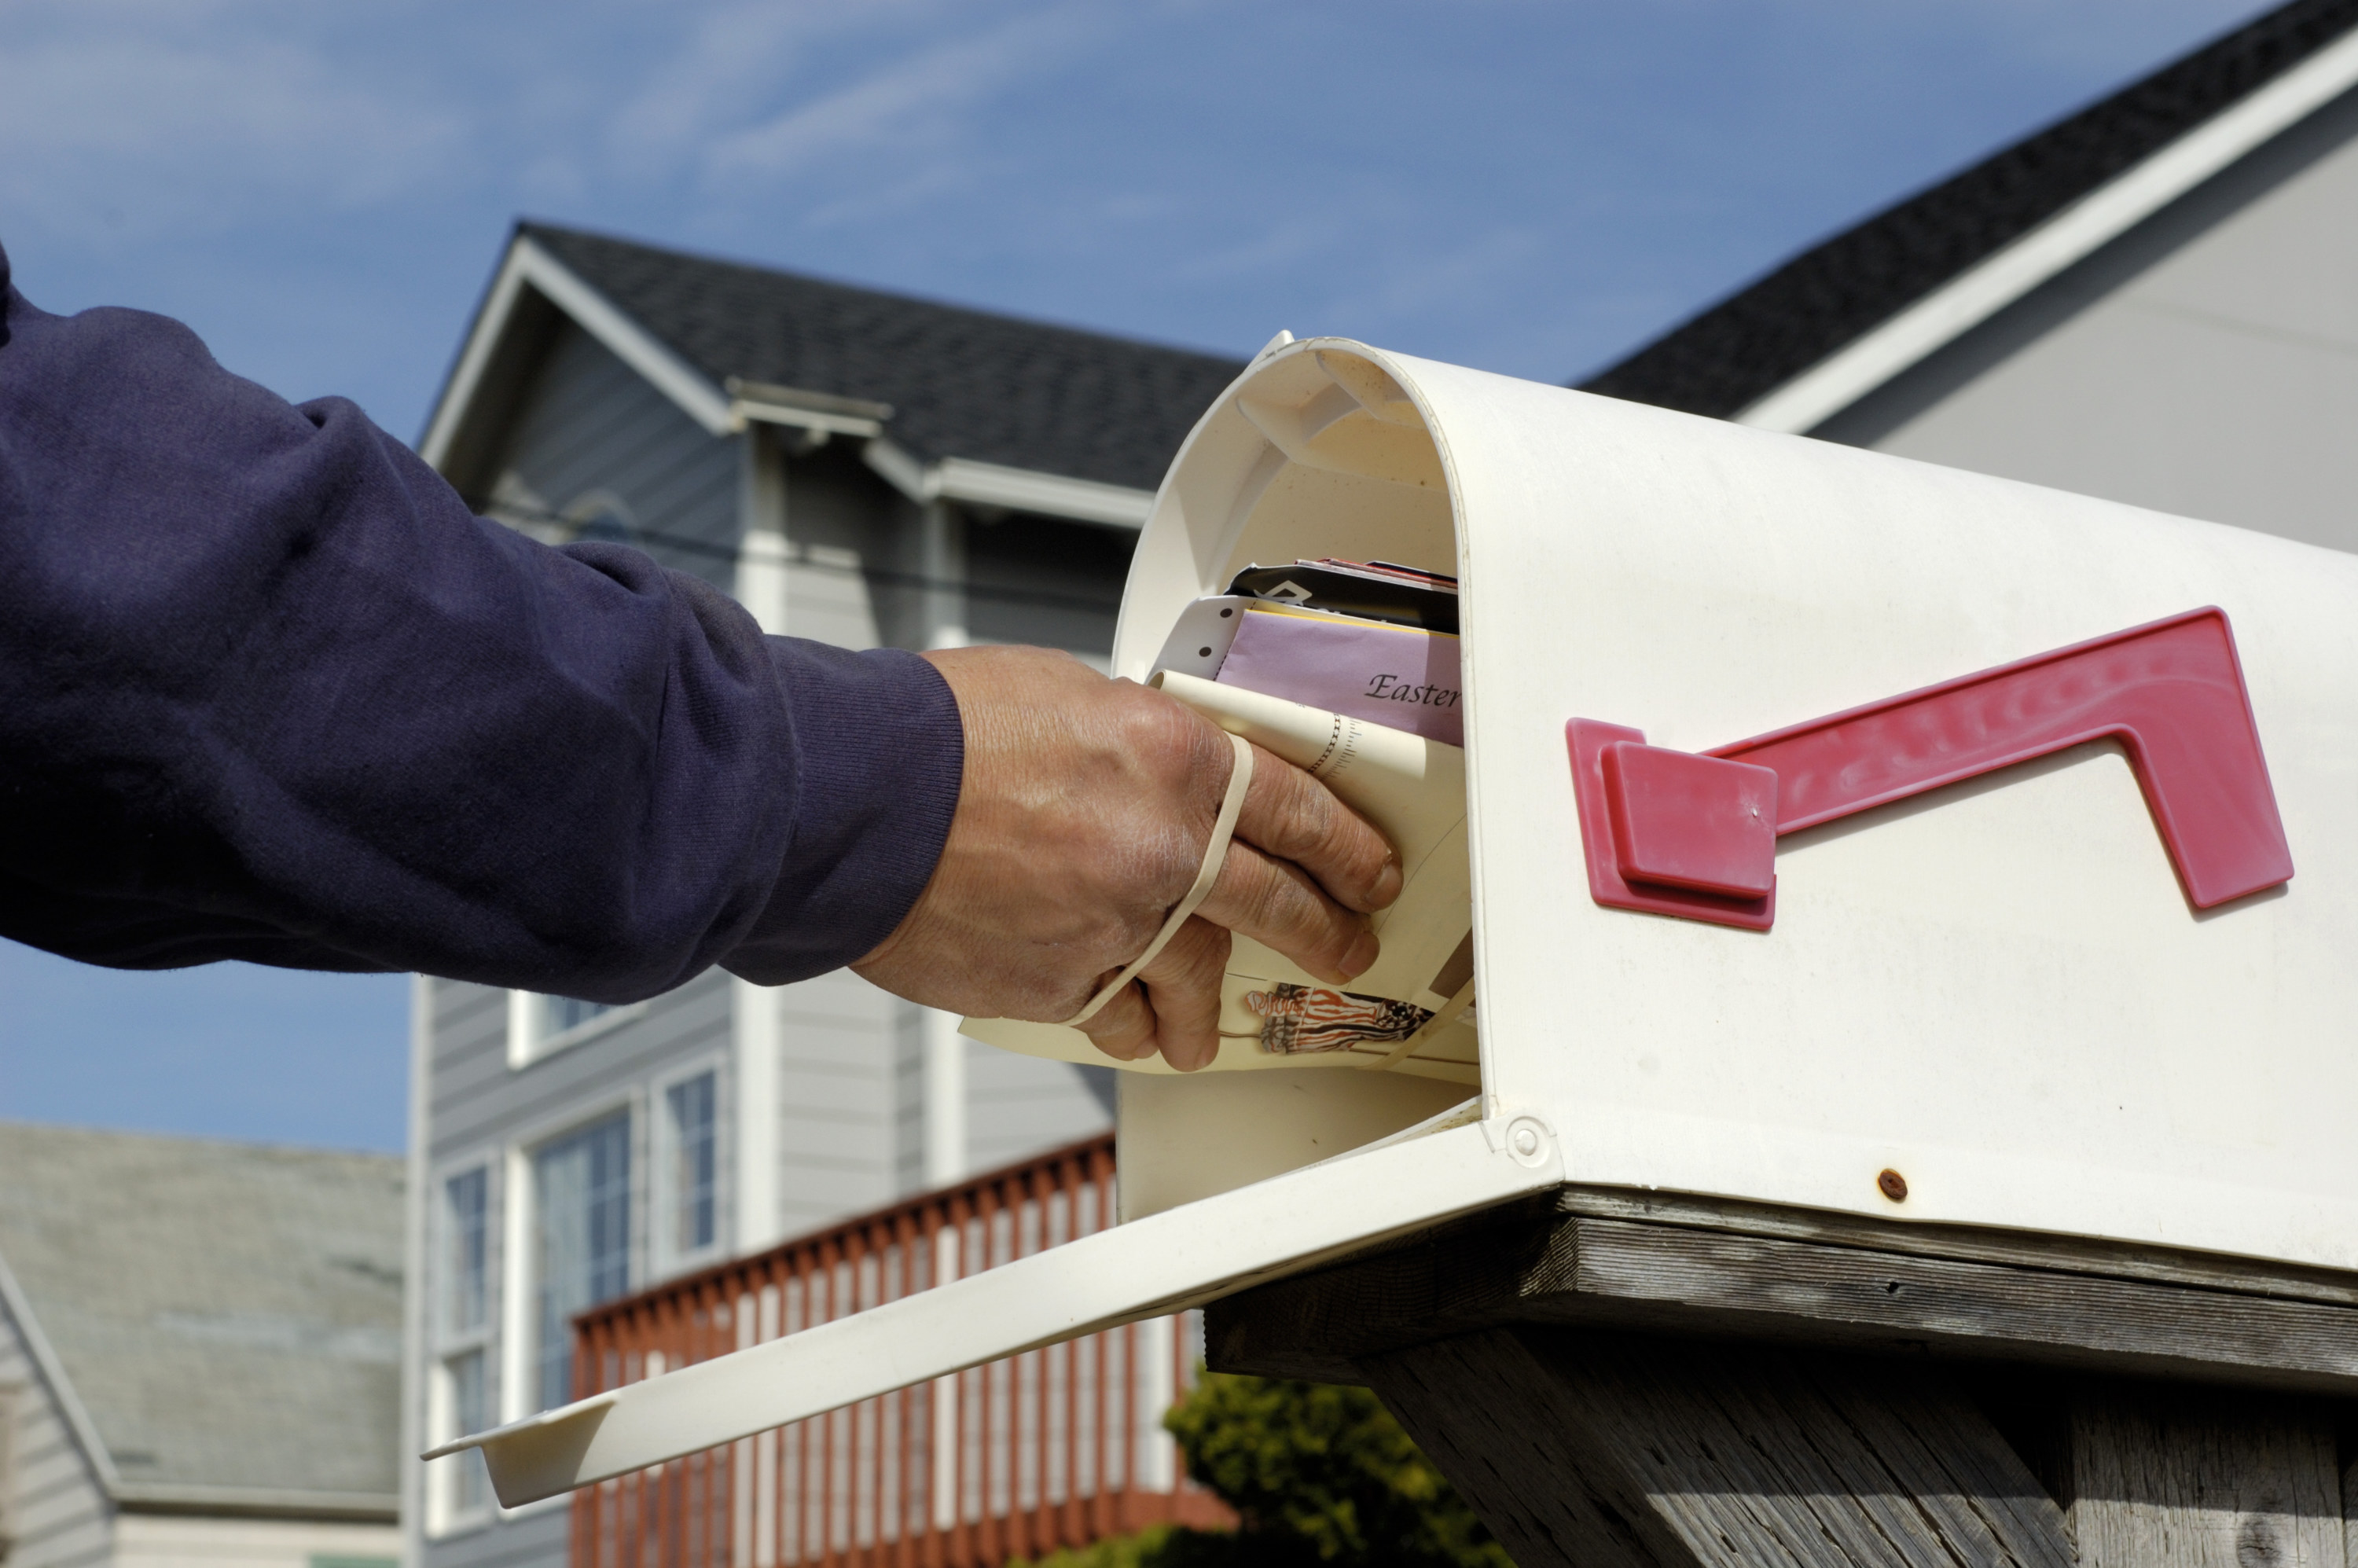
[{"left": 430, "top": 338, "right": 2358, "bottom": 1507}]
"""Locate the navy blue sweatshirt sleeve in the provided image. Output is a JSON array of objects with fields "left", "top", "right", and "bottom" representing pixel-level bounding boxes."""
[{"left": 0, "top": 244, "right": 963, "bottom": 1000}]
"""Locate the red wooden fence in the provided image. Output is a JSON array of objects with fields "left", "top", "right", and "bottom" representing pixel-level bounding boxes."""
[{"left": 569, "top": 1133, "right": 1232, "bottom": 1568}]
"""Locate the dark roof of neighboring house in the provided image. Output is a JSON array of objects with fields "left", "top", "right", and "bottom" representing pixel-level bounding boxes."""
[
  {"left": 520, "top": 223, "right": 1250, "bottom": 493},
  {"left": 1581, "top": 0, "right": 2358, "bottom": 419},
  {"left": 0, "top": 1123, "right": 404, "bottom": 1511}
]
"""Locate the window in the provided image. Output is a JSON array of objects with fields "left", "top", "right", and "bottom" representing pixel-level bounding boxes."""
[
  {"left": 667, "top": 1072, "right": 718, "bottom": 1256},
  {"left": 443, "top": 1168, "right": 488, "bottom": 1335},
  {"left": 440, "top": 1350, "right": 491, "bottom": 1520},
  {"left": 561, "top": 490, "right": 638, "bottom": 548},
  {"left": 507, "top": 990, "right": 645, "bottom": 1067},
  {"left": 533, "top": 1112, "right": 631, "bottom": 1411},
  {"left": 544, "top": 995, "right": 612, "bottom": 1036}
]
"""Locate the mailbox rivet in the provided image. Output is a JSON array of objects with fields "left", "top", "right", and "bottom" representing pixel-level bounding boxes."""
[
  {"left": 1511, "top": 1126, "right": 1539, "bottom": 1157},
  {"left": 1502, "top": 1118, "right": 1549, "bottom": 1168},
  {"left": 1877, "top": 1169, "right": 1908, "bottom": 1203}
]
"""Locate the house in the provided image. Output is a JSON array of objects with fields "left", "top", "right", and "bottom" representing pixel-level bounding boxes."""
[
  {"left": 403, "top": 225, "right": 1247, "bottom": 1568},
  {"left": 0, "top": 1123, "right": 403, "bottom": 1568},
  {"left": 402, "top": 0, "right": 2358, "bottom": 1555},
  {"left": 1584, "top": 0, "right": 2358, "bottom": 555}
]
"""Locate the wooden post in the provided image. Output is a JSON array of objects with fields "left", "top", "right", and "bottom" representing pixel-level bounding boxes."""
[
  {"left": 2025, "top": 1380, "right": 2345, "bottom": 1568},
  {"left": 1207, "top": 1190, "right": 2358, "bottom": 1568},
  {"left": 1365, "top": 1327, "right": 2070, "bottom": 1568}
]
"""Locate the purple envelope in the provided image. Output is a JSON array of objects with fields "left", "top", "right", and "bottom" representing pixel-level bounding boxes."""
[{"left": 1215, "top": 604, "right": 1464, "bottom": 747}]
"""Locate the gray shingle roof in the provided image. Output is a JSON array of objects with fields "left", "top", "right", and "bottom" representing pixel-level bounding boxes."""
[
  {"left": 520, "top": 223, "right": 1249, "bottom": 493},
  {"left": 0, "top": 1124, "right": 403, "bottom": 1511},
  {"left": 1581, "top": 0, "right": 2358, "bottom": 418}
]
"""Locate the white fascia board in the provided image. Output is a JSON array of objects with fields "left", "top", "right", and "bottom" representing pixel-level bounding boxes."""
[
  {"left": 1736, "top": 26, "right": 2358, "bottom": 435},
  {"left": 861, "top": 436, "right": 937, "bottom": 503},
  {"left": 512, "top": 240, "right": 736, "bottom": 437},
  {"left": 428, "top": 1115, "right": 1560, "bottom": 1507},
  {"left": 936, "top": 457, "right": 1155, "bottom": 528},
  {"left": 860, "top": 439, "right": 1155, "bottom": 528},
  {"left": 732, "top": 401, "right": 883, "bottom": 439},
  {"left": 109, "top": 1482, "right": 401, "bottom": 1521},
  {"left": 417, "top": 237, "right": 736, "bottom": 472},
  {"left": 417, "top": 247, "right": 531, "bottom": 470},
  {"left": 0, "top": 1247, "right": 123, "bottom": 1496}
]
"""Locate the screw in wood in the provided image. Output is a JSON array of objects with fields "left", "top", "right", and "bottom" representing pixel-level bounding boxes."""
[{"left": 1877, "top": 1169, "right": 1908, "bottom": 1203}]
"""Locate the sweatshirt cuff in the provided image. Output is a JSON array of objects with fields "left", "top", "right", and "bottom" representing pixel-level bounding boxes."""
[{"left": 722, "top": 641, "right": 964, "bottom": 986}]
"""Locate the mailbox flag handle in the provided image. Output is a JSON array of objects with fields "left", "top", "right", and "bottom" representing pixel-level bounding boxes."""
[{"left": 1570, "top": 608, "right": 2294, "bottom": 930}]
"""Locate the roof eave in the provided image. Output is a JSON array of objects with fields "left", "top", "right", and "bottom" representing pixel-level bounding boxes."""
[
  {"left": 861, "top": 439, "right": 1156, "bottom": 529},
  {"left": 1735, "top": 22, "right": 2358, "bottom": 435},
  {"left": 112, "top": 1481, "right": 399, "bottom": 1524},
  {"left": 427, "top": 230, "right": 1162, "bottom": 527}
]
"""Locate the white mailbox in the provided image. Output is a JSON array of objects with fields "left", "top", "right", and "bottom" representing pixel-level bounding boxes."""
[{"left": 436, "top": 336, "right": 2358, "bottom": 1505}]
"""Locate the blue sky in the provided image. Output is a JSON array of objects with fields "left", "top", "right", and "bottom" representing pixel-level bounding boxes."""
[{"left": 0, "top": 0, "right": 2264, "bottom": 1152}]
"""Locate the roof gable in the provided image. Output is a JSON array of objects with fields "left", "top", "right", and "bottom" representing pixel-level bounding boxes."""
[
  {"left": 0, "top": 1124, "right": 404, "bottom": 1515},
  {"left": 481, "top": 225, "right": 1247, "bottom": 496},
  {"left": 1582, "top": 0, "right": 2358, "bottom": 424}
]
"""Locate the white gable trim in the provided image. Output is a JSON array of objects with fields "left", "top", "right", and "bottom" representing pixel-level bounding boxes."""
[
  {"left": 0, "top": 1246, "right": 123, "bottom": 1496},
  {"left": 862, "top": 439, "right": 1155, "bottom": 529},
  {"left": 1736, "top": 25, "right": 2358, "bottom": 435},
  {"left": 419, "top": 237, "right": 736, "bottom": 469},
  {"left": 423, "top": 237, "right": 1159, "bottom": 528}
]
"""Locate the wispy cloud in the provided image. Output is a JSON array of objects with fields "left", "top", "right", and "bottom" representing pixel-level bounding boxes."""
[
  {"left": 0, "top": 4, "right": 466, "bottom": 237},
  {"left": 700, "top": 4, "right": 1104, "bottom": 185}
]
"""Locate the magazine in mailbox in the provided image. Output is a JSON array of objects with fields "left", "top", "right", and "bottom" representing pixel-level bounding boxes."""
[{"left": 960, "top": 560, "right": 1478, "bottom": 1081}]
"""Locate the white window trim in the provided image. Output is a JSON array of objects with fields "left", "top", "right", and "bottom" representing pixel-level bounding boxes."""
[
  {"left": 651, "top": 1054, "right": 729, "bottom": 1280},
  {"left": 424, "top": 1148, "right": 501, "bottom": 1538},
  {"left": 430, "top": 1156, "right": 497, "bottom": 1352},
  {"left": 505, "top": 990, "right": 648, "bottom": 1070},
  {"left": 425, "top": 1350, "right": 496, "bottom": 1538},
  {"left": 501, "top": 1096, "right": 645, "bottom": 1426}
]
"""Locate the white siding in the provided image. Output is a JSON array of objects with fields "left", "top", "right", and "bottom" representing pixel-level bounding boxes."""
[
  {"left": 0, "top": 1293, "right": 112, "bottom": 1568},
  {"left": 110, "top": 1512, "right": 397, "bottom": 1568},
  {"left": 483, "top": 322, "right": 740, "bottom": 592},
  {"left": 1819, "top": 86, "right": 2358, "bottom": 554},
  {"left": 762, "top": 971, "right": 905, "bottom": 1234},
  {"left": 964, "top": 1045, "right": 1114, "bottom": 1175}
]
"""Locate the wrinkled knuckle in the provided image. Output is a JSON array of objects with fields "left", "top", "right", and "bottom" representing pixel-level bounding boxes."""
[{"left": 1123, "top": 689, "right": 1203, "bottom": 765}]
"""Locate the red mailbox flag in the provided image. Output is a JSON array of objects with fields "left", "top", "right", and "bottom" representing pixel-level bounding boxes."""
[{"left": 1569, "top": 608, "right": 2294, "bottom": 931}]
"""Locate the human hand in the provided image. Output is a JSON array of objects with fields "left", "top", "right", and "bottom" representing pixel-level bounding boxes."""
[{"left": 853, "top": 645, "right": 1401, "bottom": 1071}]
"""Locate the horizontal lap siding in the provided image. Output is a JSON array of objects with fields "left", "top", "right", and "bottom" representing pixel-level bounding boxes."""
[
  {"left": 964, "top": 1048, "right": 1112, "bottom": 1176},
  {"left": 427, "top": 1504, "right": 569, "bottom": 1568},
  {"left": 772, "top": 972, "right": 902, "bottom": 1237},
  {"left": 488, "top": 323, "right": 740, "bottom": 593},
  {"left": 0, "top": 1299, "right": 112, "bottom": 1568}
]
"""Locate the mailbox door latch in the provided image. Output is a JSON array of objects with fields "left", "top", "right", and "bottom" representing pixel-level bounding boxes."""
[{"left": 1566, "top": 607, "right": 2294, "bottom": 931}]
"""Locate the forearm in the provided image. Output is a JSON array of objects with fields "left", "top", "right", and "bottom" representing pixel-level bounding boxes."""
[{"left": 0, "top": 255, "right": 960, "bottom": 996}]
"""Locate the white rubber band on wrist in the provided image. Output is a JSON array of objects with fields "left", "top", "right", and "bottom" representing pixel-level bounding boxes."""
[{"left": 1063, "top": 730, "right": 1255, "bottom": 1028}]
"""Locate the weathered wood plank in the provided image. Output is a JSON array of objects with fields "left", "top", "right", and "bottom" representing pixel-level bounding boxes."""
[
  {"left": 1557, "top": 1188, "right": 2358, "bottom": 1311},
  {"left": 1366, "top": 1331, "right": 1677, "bottom": 1568},
  {"left": 1572, "top": 1220, "right": 2358, "bottom": 1391},
  {"left": 2058, "top": 1382, "right": 2344, "bottom": 1568},
  {"left": 1207, "top": 1205, "right": 2358, "bottom": 1395},
  {"left": 2340, "top": 1452, "right": 2357, "bottom": 1568},
  {"left": 1361, "top": 1327, "right": 2074, "bottom": 1568}
]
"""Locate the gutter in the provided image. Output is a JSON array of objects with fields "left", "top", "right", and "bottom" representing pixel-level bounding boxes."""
[
  {"left": 861, "top": 439, "right": 1155, "bottom": 530},
  {"left": 112, "top": 1483, "right": 399, "bottom": 1524}
]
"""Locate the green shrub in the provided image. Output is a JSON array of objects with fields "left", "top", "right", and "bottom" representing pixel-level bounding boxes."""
[{"left": 1017, "top": 1373, "right": 1508, "bottom": 1568}]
